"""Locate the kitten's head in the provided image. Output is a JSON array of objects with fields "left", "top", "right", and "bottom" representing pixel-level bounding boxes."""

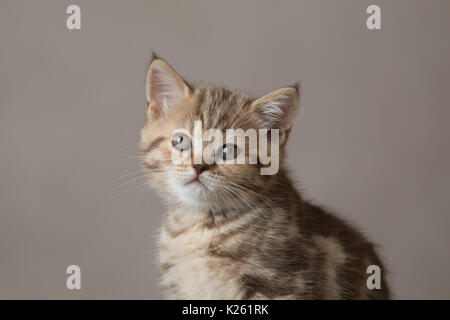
[{"left": 139, "top": 56, "right": 299, "bottom": 209}]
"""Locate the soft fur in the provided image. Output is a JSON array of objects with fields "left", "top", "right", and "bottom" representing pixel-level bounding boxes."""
[{"left": 139, "top": 55, "right": 390, "bottom": 299}]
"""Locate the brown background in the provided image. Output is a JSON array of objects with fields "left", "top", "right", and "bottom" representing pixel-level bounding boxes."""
[{"left": 0, "top": 0, "right": 449, "bottom": 299}]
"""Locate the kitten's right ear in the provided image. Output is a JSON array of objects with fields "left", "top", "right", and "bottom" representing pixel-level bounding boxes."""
[{"left": 145, "top": 56, "right": 190, "bottom": 119}]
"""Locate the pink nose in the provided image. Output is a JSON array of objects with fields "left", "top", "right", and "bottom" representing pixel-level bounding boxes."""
[{"left": 193, "top": 164, "right": 207, "bottom": 175}]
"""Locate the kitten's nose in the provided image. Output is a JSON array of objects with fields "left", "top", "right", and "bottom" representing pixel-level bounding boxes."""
[{"left": 193, "top": 164, "right": 207, "bottom": 175}]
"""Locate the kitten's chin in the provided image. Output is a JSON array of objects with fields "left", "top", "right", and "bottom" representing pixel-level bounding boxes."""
[
  {"left": 174, "top": 190, "right": 213, "bottom": 209},
  {"left": 168, "top": 179, "right": 215, "bottom": 209}
]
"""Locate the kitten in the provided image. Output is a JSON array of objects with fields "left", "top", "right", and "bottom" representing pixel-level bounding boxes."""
[{"left": 139, "top": 55, "right": 390, "bottom": 299}]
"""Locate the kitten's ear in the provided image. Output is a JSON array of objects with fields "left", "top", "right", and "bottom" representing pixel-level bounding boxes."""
[
  {"left": 146, "top": 56, "right": 190, "bottom": 119},
  {"left": 251, "top": 85, "right": 300, "bottom": 131}
]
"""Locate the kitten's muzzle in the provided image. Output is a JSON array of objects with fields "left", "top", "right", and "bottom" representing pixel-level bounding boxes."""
[
  {"left": 184, "top": 164, "right": 208, "bottom": 187},
  {"left": 193, "top": 164, "right": 207, "bottom": 175}
]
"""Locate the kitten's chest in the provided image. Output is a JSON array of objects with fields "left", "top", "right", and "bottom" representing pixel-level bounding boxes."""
[{"left": 158, "top": 225, "right": 244, "bottom": 299}]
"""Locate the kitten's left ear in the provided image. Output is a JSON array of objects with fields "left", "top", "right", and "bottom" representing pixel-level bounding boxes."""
[
  {"left": 146, "top": 56, "right": 190, "bottom": 119},
  {"left": 251, "top": 85, "right": 300, "bottom": 136}
]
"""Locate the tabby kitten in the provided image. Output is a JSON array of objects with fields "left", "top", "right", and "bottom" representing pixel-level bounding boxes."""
[{"left": 140, "top": 55, "right": 390, "bottom": 299}]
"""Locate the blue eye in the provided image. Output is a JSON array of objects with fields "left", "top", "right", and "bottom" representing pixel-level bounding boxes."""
[
  {"left": 220, "top": 144, "right": 239, "bottom": 160},
  {"left": 171, "top": 133, "right": 191, "bottom": 151}
]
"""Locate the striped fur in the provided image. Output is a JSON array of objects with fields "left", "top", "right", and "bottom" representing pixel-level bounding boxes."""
[{"left": 139, "top": 57, "right": 390, "bottom": 299}]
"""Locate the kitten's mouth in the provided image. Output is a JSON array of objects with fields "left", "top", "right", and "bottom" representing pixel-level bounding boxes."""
[
  {"left": 184, "top": 177, "right": 205, "bottom": 188},
  {"left": 184, "top": 177, "right": 203, "bottom": 185}
]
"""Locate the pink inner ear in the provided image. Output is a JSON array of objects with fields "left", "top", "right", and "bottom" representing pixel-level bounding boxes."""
[{"left": 149, "top": 103, "right": 162, "bottom": 119}]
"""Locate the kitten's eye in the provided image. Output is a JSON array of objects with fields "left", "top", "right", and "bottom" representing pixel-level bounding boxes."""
[
  {"left": 220, "top": 143, "right": 239, "bottom": 160},
  {"left": 171, "top": 133, "right": 191, "bottom": 151}
]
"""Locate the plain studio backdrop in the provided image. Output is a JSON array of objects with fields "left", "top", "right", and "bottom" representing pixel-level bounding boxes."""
[{"left": 0, "top": 0, "right": 449, "bottom": 299}]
